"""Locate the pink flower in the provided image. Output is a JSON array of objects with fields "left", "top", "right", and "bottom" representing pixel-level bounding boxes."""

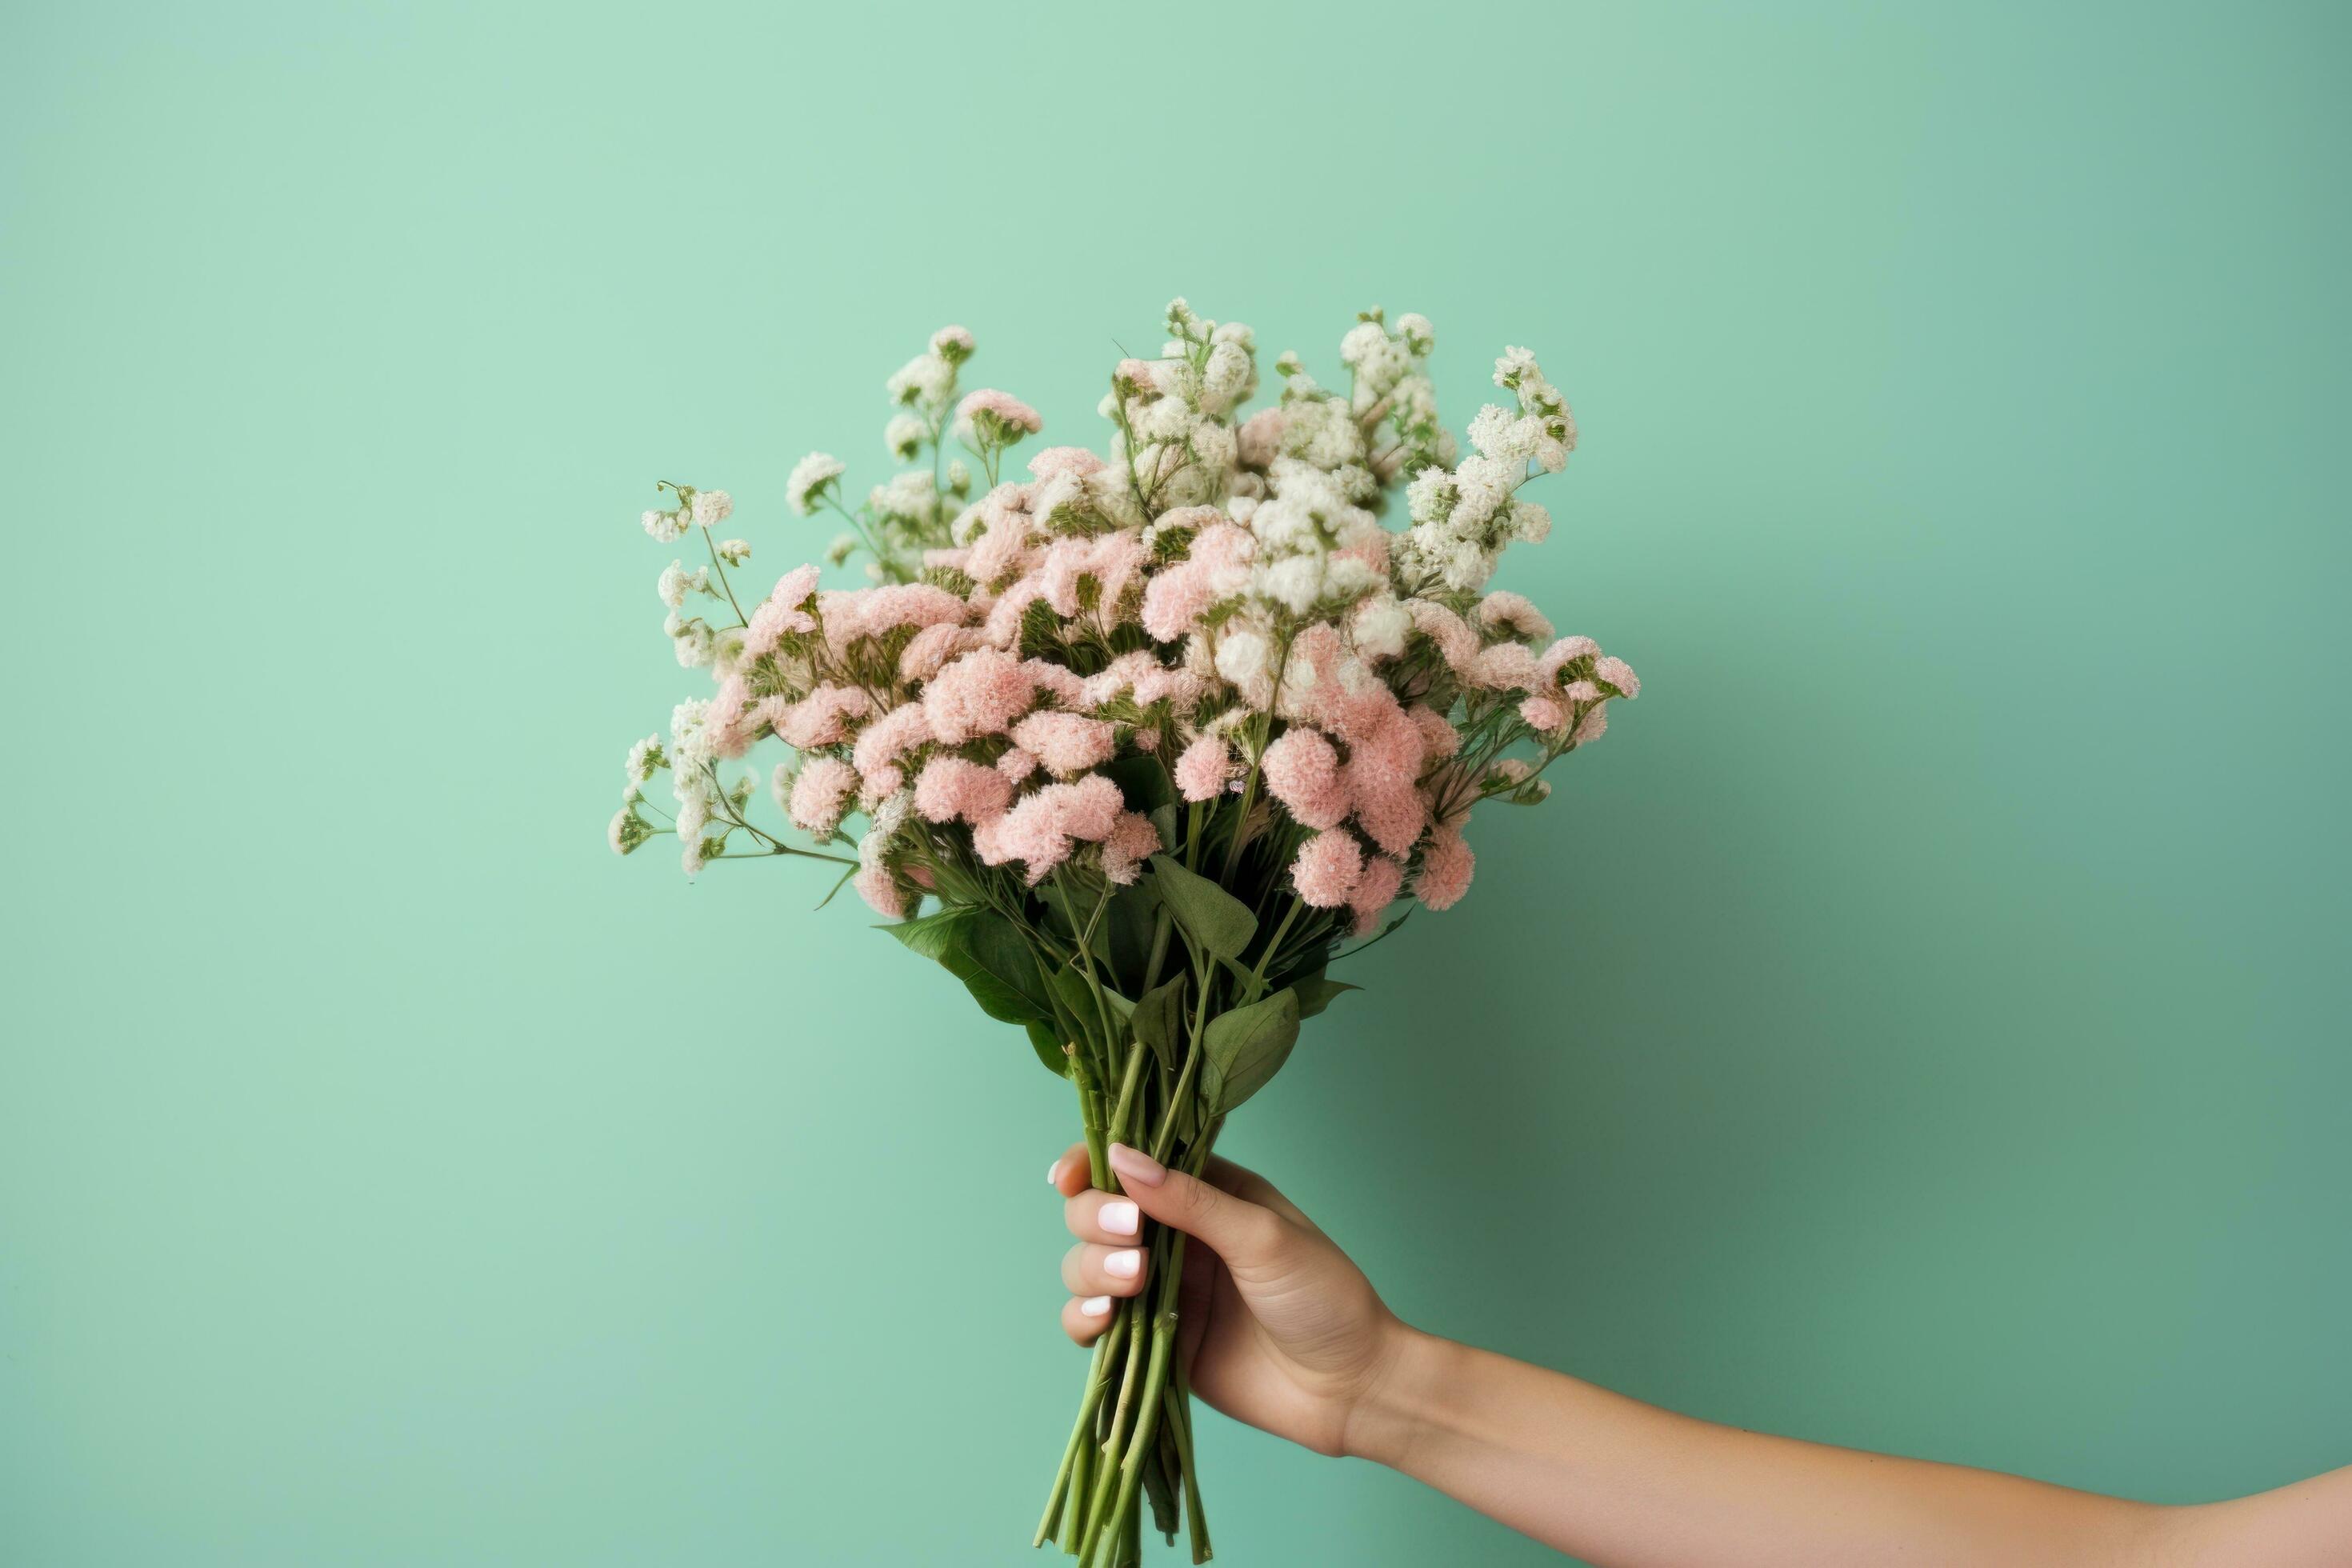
[
  {"left": 1237, "top": 408, "right": 1286, "bottom": 467},
  {"left": 913, "top": 756, "right": 1013, "bottom": 826},
  {"left": 1573, "top": 703, "right": 1609, "bottom": 744},
  {"left": 1010, "top": 710, "right": 1117, "bottom": 778},
  {"left": 1563, "top": 680, "right": 1600, "bottom": 703},
  {"left": 1291, "top": 830, "right": 1366, "bottom": 908},
  {"left": 1173, "top": 735, "right": 1234, "bottom": 802},
  {"left": 1262, "top": 727, "right": 1351, "bottom": 830},
  {"left": 1020, "top": 659, "right": 1090, "bottom": 709},
  {"left": 985, "top": 776, "right": 1124, "bottom": 883},
  {"left": 1407, "top": 599, "right": 1479, "bottom": 673},
  {"left": 898, "top": 622, "right": 975, "bottom": 684},
  {"left": 854, "top": 866, "right": 910, "bottom": 918},
  {"left": 1100, "top": 810, "right": 1164, "bottom": 884},
  {"left": 742, "top": 564, "right": 822, "bottom": 658},
  {"left": 956, "top": 388, "right": 1044, "bottom": 437},
  {"left": 1535, "top": 635, "right": 1600, "bottom": 688},
  {"left": 852, "top": 702, "right": 934, "bottom": 783},
  {"left": 1477, "top": 591, "right": 1555, "bottom": 644},
  {"left": 1407, "top": 705, "right": 1462, "bottom": 762},
  {"left": 776, "top": 686, "right": 875, "bottom": 748},
  {"left": 996, "top": 747, "right": 1040, "bottom": 782},
  {"left": 1470, "top": 642, "right": 1541, "bottom": 693},
  {"left": 1519, "top": 695, "right": 1566, "bottom": 733},
  {"left": 923, "top": 649, "right": 1034, "bottom": 743},
  {"left": 1347, "top": 855, "right": 1406, "bottom": 934},
  {"left": 1415, "top": 828, "right": 1474, "bottom": 911},
  {"left": 1594, "top": 655, "right": 1641, "bottom": 699},
  {"left": 1028, "top": 446, "right": 1107, "bottom": 481},
  {"left": 1343, "top": 711, "right": 1429, "bottom": 857},
  {"left": 706, "top": 674, "right": 752, "bottom": 758},
  {"left": 787, "top": 758, "right": 860, "bottom": 837}
]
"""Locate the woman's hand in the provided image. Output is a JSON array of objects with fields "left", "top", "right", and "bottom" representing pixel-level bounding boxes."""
[{"left": 1047, "top": 1140, "right": 1406, "bottom": 1458}]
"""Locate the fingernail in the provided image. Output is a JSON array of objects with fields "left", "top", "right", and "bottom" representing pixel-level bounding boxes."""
[
  {"left": 1100, "top": 1199, "right": 1139, "bottom": 1237},
  {"left": 1107, "top": 1143, "right": 1165, "bottom": 1187},
  {"left": 1046, "top": 1158, "right": 1062, "bottom": 1186},
  {"left": 1105, "top": 1249, "right": 1142, "bottom": 1279},
  {"left": 1080, "top": 1295, "right": 1112, "bottom": 1318}
]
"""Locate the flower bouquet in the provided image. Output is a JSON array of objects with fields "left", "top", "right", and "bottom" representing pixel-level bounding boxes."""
[{"left": 608, "top": 299, "right": 1636, "bottom": 1564}]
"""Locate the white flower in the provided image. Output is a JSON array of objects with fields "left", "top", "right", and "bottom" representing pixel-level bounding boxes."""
[
  {"left": 1509, "top": 500, "right": 1551, "bottom": 544},
  {"left": 1352, "top": 595, "right": 1411, "bottom": 659},
  {"left": 1494, "top": 346, "right": 1539, "bottom": 389},
  {"left": 886, "top": 350, "right": 954, "bottom": 409},
  {"left": 930, "top": 324, "right": 974, "bottom": 362},
  {"left": 945, "top": 458, "right": 970, "bottom": 493},
  {"left": 1201, "top": 339, "right": 1254, "bottom": 414},
  {"left": 786, "top": 452, "right": 846, "bottom": 515},
  {"left": 1396, "top": 313, "right": 1434, "bottom": 356},
  {"left": 717, "top": 538, "right": 750, "bottom": 566},
  {"left": 690, "top": 489, "right": 733, "bottom": 526},
  {"left": 826, "top": 531, "right": 858, "bottom": 566},
  {"left": 656, "top": 561, "right": 710, "bottom": 610},
  {"left": 1406, "top": 466, "right": 1456, "bottom": 525},
  {"left": 869, "top": 470, "right": 935, "bottom": 519},
  {"left": 1214, "top": 629, "right": 1270, "bottom": 685},
  {"left": 886, "top": 414, "right": 926, "bottom": 460},
  {"left": 670, "top": 618, "right": 714, "bottom": 668},
  {"left": 1258, "top": 554, "right": 1324, "bottom": 614},
  {"left": 642, "top": 508, "right": 686, "bottom": 543}
]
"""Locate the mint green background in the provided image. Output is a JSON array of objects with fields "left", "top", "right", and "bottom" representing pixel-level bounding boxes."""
[{"left": 4, "top": 2, "right": 2346, "bottom": 1563}]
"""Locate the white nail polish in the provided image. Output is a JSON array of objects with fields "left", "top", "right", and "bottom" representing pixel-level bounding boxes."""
[
  {"left": 1101, "top": 1199, "right": 1139, "bottom": 1236},
  {"left": 1105, "top": 1249, "right": 1142, "bottom": 1279},
  {"left": 1046, "top": 1159, "right": 1062, "bottom": 1185},
  {"left": 1080, "top": 1295, "right": 1112, "bottom": 1318}
]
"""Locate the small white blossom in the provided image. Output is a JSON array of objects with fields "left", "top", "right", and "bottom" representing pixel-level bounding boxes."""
[
  {"left": 786, "top": 452, "right": 846, "bottom": 516},
  {"left": 690, "top": 489, "right": 733, "bottom": 526},
  {"left": 886, "top": 414, "right": 926, "bottom": 460},
  {"left": 642, "top": 508, "right": 686, "bottom": 543},
  {"left": 717, "top": 538, "right": 750, "bottom": 566}
]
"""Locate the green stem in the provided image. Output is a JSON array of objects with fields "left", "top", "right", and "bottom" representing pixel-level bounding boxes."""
[
  {"left": 1085, "top": 1234, "right": 1186, "bottom": 1568},
  {"left": 1036, "top": 1318, "right": 1126, "bottom": 1546}
]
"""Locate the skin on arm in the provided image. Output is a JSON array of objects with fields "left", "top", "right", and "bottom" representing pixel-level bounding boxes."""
[{"left": 1046, "top": 1142, "right": 2352, "bottom": 1568}]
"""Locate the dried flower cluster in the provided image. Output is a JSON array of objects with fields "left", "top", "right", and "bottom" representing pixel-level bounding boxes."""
[{"left": 606, "top": 298, "right": 1637, "bottom": 1565}]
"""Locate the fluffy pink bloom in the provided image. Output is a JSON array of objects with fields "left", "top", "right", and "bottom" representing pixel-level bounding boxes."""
[
  {"left": 1020, "top": 659, "right": 1090, "bottom": 708},
  {"left": 1344, "top": 712, "right": 1430, "bottom": 857},
  {"left": 1141, "top": 522, "right": 1254, "bottom": 642},
  {"left": 1100, "top": 811, "right": 1164, "bottom": 884},
  {"left": 1010, "top": 710, "right": 1117, "bottom": 778},
  {"left": 913, "top": 756, "right": 1013, "bottom": 826},
  {"left": 1478, "top": 591, "right": 1555, "bottom": 644},
  {"left": 853, "top": 866, "right": 910, "bottom": 918},
  {"left": 1041, "top": 530, "right": 1149, "bottom": 624},
  {"left": 1563, "top": 680, "right": 1600, "bottom": 703},
  {"left": 1028, "top": 446, "right": 1106, "bottom": 481},
  {"left": 742, "top": 566, "right": 823, "bottom": 658},
  {"left": 1173, "top": 735, "right": 1234, "bottom": 802},
  {"left": 1519, "top": 695, "right": 1567, "bottom": 733},
  {"left": 1407, "top": 599, "right": 1479, "bottom": 673},
  {"left": 1291, "top": 830, "right": 1366, "bottom": 909},
  {"left": 957, "top": 388, "right": 1043, "bottom": 436},
  {"left": 776, "top": 686, "right": 875, "bottom": 748},
  {"left": 1415, "top": 828, "right": 1475, "bottom": 911},
  {"left": 982, "top": 576, "right": 1046, "bottom": 646},
  {"left": 923, "top": 649, "right": 1034, "bottom": 743},
  {"left": 1573, "top": 703, "right": 1610, "bottom": 744},
  {"left": 1133, "top": 729, "right": 1160, "bottom": 752},
  {"left": 1471, "top": 642, "right": 1541, "bottom": 693},
  {"left": 1594, "top": 655, "right": 1641, "bottom": 699},
  {"left": 1237, "top": 408, "right": 1286, "bottom": 467},
  {"left": 787, "top": 757, "right": 860, "bottom": 836},
  {"left": 706, "top": 674, "right": 753, "bottom": 758},
  {"left": 996, "top": 747, "right": 1039, "bottom": 782},
  {"left": 1535, "top": 634, "right": 1600, "bottom": 688},
  {"left": 965, "top": 486, "right": 1038, "bottom": 586},
  {"left": 1262, "top": 727, "right": 1350, "bottom": 830},
  {"left": 1347, "top": 854, "right": 1406, "bottom": 934},
  {"left": 1407, "top": 705, "right": 1462, "bottom": 762},
  {"left": 852, "top": 702, "right": 934, "bottom": 783},
  {"left": 985, "top": 776, "right": 1124, "bottom": 882},
  {"left": 898, "top": 622, "right": 975, "bottom": 683}
]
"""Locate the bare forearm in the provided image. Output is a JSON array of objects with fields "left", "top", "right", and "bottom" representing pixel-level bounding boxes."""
[{"left": 1346, "top": 1328, "right": 2178, "bottom": 1568}]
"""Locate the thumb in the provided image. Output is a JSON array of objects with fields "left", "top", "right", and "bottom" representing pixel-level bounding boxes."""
[{"left": 1108, "top": 1142, "right": 1288, "bottom": 1270}]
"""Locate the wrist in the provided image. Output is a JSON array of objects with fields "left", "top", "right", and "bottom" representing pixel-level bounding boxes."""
[{"left": 1340, "top": 1319, "right": 1460, "bottom": 1470}]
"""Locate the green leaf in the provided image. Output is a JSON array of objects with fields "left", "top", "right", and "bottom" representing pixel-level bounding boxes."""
[
  {"left": 1292, "top": 974, "right": 1362, "bottom": 1019},
  {"left": 934, "top": 910, "right": 1054, "bottom": 1026},
  {"left": 1129, "top": 975, "right": 1188, "bottom": 1072},
  {"left": 1148, "top": 854, "right": 1257, "bottom": 962},
  {"left": 878, "top": 906, "right": 980, "bottom": 962},
  {"left": 1024, "top": 1019, "right": 1073, "bottom": 1079},
  {"left": 1049, "top": 962, "right": 1131, "bottom": 1032},
  {"left": 1200, "top": 987, "right": 1301, "bottom": 1116},
  {"left": 1102, "top": 752, "right": 1175, "bottom": 815},
  {"left": 1095, "top": 882, "right": 1161, "bottom": 994}
]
